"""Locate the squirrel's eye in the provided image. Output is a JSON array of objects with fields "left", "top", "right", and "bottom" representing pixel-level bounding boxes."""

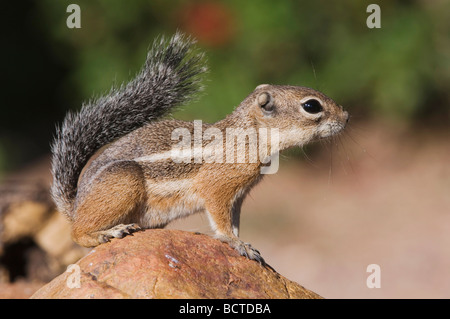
[{"left": 302, "top": 99, "right": 322, "bottom": 114}]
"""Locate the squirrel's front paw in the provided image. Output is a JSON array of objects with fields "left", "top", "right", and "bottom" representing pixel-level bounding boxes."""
[
  {"left": 216, "top": 235, "right": 265, "bottom": 264},
  {"left": 234, "top": 241, "right": 265, "bottom": 264}
]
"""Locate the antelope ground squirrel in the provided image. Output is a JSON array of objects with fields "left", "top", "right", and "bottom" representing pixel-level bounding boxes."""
[{"left": 51, "top": 32, "right": 349, "bottom": 263}]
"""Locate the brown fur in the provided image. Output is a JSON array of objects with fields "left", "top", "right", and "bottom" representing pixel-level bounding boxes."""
[{"left": 70, "top": 85, "right": 349, "bottom": 262}]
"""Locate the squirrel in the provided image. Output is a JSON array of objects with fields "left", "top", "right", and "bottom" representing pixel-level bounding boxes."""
[{"left": 51, "top": 32, "right": 349, "bottom": 263}]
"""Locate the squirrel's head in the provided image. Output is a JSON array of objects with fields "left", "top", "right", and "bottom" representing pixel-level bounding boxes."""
[{"left": 240, "top": 84, "right": 349, "bottom": 151}]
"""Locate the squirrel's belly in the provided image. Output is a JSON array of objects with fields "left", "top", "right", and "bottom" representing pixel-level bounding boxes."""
[{"left": 139, "top": 178, "right": 205, "bottom": 228}]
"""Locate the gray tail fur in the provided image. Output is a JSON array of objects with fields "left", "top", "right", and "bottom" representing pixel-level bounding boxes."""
[{"left": 50, "top": 32, "right": 207, "bottom": 220}]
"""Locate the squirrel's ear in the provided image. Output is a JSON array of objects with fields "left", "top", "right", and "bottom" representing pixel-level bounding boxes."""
[
  {"left": 255, "top": 84, "right": 270, "bottom": 90},
  {"left": 257, "top": 92, "right": 274, "bottom": 113}
]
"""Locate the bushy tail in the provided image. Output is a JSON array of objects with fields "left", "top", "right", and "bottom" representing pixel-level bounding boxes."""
[{"left": 50, "top": 32, "right": 207, "bottom": 219}]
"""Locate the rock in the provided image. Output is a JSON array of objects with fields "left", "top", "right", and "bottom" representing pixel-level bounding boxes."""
[
  {"left": 31, "top": 229, "right": 321, "bottom": 299},
  {"left": 0, "top": 162, "right": 88, "bottom": 283},
  {"left": 0, "top": 282, "right": 44, "bottom": 299}
]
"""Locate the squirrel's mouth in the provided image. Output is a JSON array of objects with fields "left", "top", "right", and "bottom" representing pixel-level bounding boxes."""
[{"left": 316, "top": 121, "right": 346, "bottom": 139}]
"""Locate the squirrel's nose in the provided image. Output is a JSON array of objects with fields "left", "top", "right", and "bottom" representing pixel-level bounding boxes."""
[{"left": 343, "top": 111, "right": 350, "bottom": 125}]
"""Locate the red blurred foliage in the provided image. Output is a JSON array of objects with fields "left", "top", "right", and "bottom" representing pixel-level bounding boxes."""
[{"left": 177, "top": 1, "right": 236, "bottom": 47}]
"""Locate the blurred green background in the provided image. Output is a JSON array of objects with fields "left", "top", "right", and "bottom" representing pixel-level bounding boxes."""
[{"left": 0, "top": 0, "right": 449, "bottom": 175}]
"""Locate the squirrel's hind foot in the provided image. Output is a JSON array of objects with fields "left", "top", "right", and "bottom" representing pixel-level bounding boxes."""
[
  {"left": 97, "top": 223, "right": 141, "bottom": 244},
  {"left": 72, "top": 223, "right": 141, "bottom": 247}
]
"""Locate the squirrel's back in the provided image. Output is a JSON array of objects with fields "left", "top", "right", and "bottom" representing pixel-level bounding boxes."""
[{"left": 50, "top": 32, "right": 207, "bottom": 220}]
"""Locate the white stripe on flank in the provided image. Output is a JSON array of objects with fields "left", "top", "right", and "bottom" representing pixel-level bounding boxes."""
[{"left": 134, "top": 148, "right": 195, "bottom": 164}]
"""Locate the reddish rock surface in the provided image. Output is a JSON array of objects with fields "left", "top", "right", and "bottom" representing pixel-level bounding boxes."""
[
  {"left": 31, "top": 229, "right": 321, "bottom": 299},
  {"left": 0, "top": 282, "right": 44, "bottom": 299}
]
